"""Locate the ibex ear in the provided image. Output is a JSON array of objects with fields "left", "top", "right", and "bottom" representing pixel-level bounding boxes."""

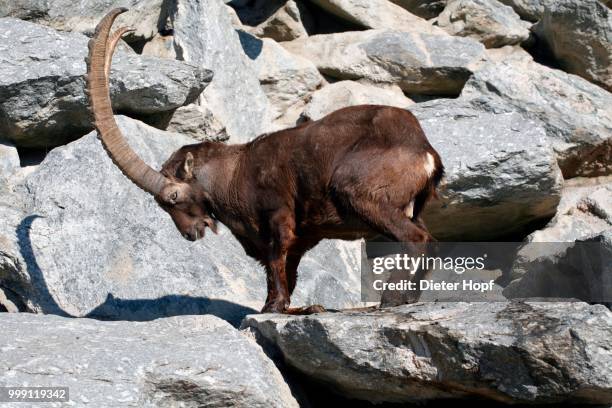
[{"left": 183, "top": 152, "right": 195, "bottom": 180}]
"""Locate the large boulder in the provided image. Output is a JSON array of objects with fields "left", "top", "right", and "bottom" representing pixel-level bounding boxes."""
[
  {"left": 0, "top": 313, "right": 299, "bottom": 407},
  {"left": 505, "top": 231, "right": 612, "bottom": 302},
  {"left": 0, "top": 142, "right": 20, "bottom": 185},
  {"left": 388, "top": 0, "right": 448, "bottom": 19},
  {"left": 436, "top": 0, "right": 531, "bottom": 48},
  {"left": 302, "top": 81, "right": 413, "bottom": 121},
  {"left": 282, "top": 30, "right": 486, "bottom": 95},
  {"left": 165, "top": 104, "right": 229, "bottom": 142},
  {"left": 0, "top": 0, "right": 165, "bottom": 44},
  {"left": 525, "top": 178, "right": 612, "bottom": 243},
  {"left": 0, "top": 18, "right": 210, "bottom": 148},
  {"left": 497, "top": 0, "right": 550, "bottom": 22},
  {"left": 240, "top": 34, "right": 325, "bottom": 128},
  {"left": 533, "top": 0, "right": 612, "bottom": 92},
  {"left": 152, "top": 0, "right": 272, "bottom": 142},
  {"left": 243, "top": 302, "right": 612, "bottom": 405},
  {"left": 0, "top": 116, "right": 363, "bottom": 327},
  {"left": 504, "top": 179, "right": 612, "bottom": 301},
  {"left": 463, "top": 55, "right": 612, "bottom": 178},
  {"left": 411, "top": 98, "right": 563, "bottom": 241},
  {"left": 232, "top": 0, "right": 289, "bottom": 27},
  {"left": 244, "top": 0, "right": 313, "bottom": 42},
  {"left": 308, "top": 0, "right": 444, "bottom": 34}
]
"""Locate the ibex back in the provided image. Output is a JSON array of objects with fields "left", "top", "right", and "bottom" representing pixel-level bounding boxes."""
[{"left": 87, "top": 9, "right": 444, "bottom": 314}]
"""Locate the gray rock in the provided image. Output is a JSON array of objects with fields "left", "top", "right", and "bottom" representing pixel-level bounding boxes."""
[
  {"left": 225, "top": 3, "right": 246, "bottom": 29},
  {"left": 388, "top": 0, "right": 448, "bottom": 19},
  {"left": 0, "top": 143, "right": 21, "bottom": 209},
  {"left": 141, "top": 33, "right": 177, "bottom": 60},
  {"left": 166, "top": 104, "right": 229, "bottom": 142},
  {"left": 242, "top": 302, "right": 612, "bottom": 404},
  {"left": 0, "top": 288, "right": 19, "bottom": 312},
  {"left": 505, "top": 231, "right": 612, "bottom": 302},
  {"left": 241, "top": 34, "right": 324, "bottom": 127},
  {"left": 436, "top": 0, "right": 531, "bottom": 48},
  {"left": 0, "top": 0, "right": 166, "bottom": 44},
  {"left": 498, "top": 0, "right": 550, "bottom": 22},
  {"left": 0, "top": 116, "right": 363, "bottom": 327},
  {"left": 463, "top": 56, "right": 612, "bottom": 178},
  {"left": 0, "top": 18, "right": 210, "bottom": 148},
  {"left": 246, "top": 0, "right": 313, "bottom": 42},
  {"left": 504, "top": 179, "right": 612, "bottom": 300},
  {"left": 232, "top": 0, "right": 287, "bottom": 26},
  {"left": 534, "top": 0, "right": 612, "bottom": 92},
  {"left": 0, "top": 142, "right": 20, "bottom": 181},
  {"left": 154, "top": 0, "right": 273, "bottom": 142},
  {"left": 302, "top": 81, "right": 413, "bottom": 121},
  {"left": 527, "top": 178, "right": 612, "bottom": 243},
  {"left": 411, "top": 97, "right": 563, "bottom": 241},
  {"left": 283, "top": 30, "right": 486, "bottom": 95},
  {"left": 308, "top": 0, "right": 444, "bottom": 34},
  {"left": 0, "top": 313, "right": 298, "bottom": 407}
]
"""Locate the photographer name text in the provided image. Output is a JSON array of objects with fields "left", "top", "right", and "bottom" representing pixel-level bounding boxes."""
[{"left": 373, "top": 279, "right": 496, "bottom": 292}]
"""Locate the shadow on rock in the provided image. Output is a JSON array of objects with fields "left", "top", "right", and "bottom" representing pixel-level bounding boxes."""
[
  {"left": 17, "top": 214, "right": 71, "bottom": 317},
  {"left": 87, "top": 294, "right": 257, "bottom": 328},
  {"left": 17, "top": 215, "right": 256, "bottom": 327}
]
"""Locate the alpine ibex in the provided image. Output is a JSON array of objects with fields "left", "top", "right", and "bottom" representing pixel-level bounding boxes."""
[{"left": 87, "top": 9, "right": 444, "bottom": 314}]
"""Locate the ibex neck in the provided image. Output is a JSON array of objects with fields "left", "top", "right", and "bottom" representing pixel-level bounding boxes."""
[{"left": 194, "top": 143, "right": 243, "bottom": 211}]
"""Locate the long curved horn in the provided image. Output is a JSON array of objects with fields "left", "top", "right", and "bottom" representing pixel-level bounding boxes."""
[
  {"left": 86, "top": 8, "right": 168, "bottom": 196},
  {"left": 105, "top": 26, "right": 135, "bottom": 78}
]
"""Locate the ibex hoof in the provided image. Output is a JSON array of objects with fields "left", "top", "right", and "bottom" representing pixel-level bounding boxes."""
[
  {"left": 286, "top": 304, "right": 327, "bottom": 315},
  {"left": 261, "top": 298, "right": 289, "bottom": 314}
]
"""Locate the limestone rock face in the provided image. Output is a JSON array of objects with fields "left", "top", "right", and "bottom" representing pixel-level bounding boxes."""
[
  {"left": 0, "top": 142, "right": 20, "bottom": 184},
  {"left": 463, "top": 56, "right": 612, "bottom": 178},
  {"left": 388, "top": 0, "right": 448, "bottom": 19},
  {"left": 302, "top": 81, "right": 413, "bottom": 121},
  {"left": 0, "top": 116, "right": 363, "bottom": 326},
  {"left": 411, "top": 98, "right": 563, "bottom": 241},
  {"left": 497, "top": 0, "right": 551, "bottom": 21},
  {"left": 165, "top": 104, "right": 229, "bottom": 142},
  {"left": 308, "top": 0, "right": 444, "bottom": 34},
  {"left": 0, "top": 18, "right": 211, "bottom": 148},
  {"left": 436, "top": 0, "right": 531, "bottom": 48},
  {"left": 534, "top": 0, "right": 612, "bottom": 92},
  {"left": 0, "top": 313, "right": 299, "bottom": 407},
  {"left": 242, "top": 302, "right": 612, "bottom": 405},
  {"left": 245, "top": 0, "right": 313, "bottom": 42},
  {"left": 157, "top": 0, "right": 273, "bottom": 142},
  {"left": 283, "top": 29, "right": 486, "bottom": 95},
  {"left": 240, "top": 34, "right": 324, "bottom": 127},
  {"left": 504, "top": 179, "right": 612, "bottom": 301},
  {"left": 0, "top": 0, "right": 165, "bottom": 42},
  {"left": 526, "top": 179, "right": 612, "bottom": 244}
]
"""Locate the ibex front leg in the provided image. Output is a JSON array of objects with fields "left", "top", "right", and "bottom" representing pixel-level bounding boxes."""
[
  {"left": 261, "top": 211, "right": 294, "bottom": 313},
  {"left": 262, "top": 259, "right": 291, "bottom": 313}
]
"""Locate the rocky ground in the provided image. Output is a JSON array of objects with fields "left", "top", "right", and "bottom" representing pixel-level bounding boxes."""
[{"left": 0, "top": 0, "right": 611, "bottom": 406}]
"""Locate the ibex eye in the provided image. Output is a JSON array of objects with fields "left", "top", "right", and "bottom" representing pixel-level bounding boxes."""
[{"left": 170, "top": 191, "right": 178, "bottom": 202}]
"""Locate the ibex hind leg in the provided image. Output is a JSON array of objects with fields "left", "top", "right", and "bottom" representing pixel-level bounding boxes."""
[
  {"left": 347, "top": 196, "right": 432, "bottom": 245},
  {"left": 339, "top": 193, "right": 434, "bottom": 307}
]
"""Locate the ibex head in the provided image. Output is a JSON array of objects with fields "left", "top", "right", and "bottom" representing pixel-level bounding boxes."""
[{"left": 86, "top": 8, "right": 216, "bottom": 241}]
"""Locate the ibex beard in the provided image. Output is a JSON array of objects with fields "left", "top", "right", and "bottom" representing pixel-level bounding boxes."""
[{"left": 87, "top": 9, "right": 444, "bottom": 315}]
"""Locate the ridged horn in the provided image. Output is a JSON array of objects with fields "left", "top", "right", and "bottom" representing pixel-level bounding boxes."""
[
  {"left": 86, "top": 8, "right": 168, "bottom": 196},
  {"left": 105, "top": 26, "right": 135, "bottom": 78}
]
